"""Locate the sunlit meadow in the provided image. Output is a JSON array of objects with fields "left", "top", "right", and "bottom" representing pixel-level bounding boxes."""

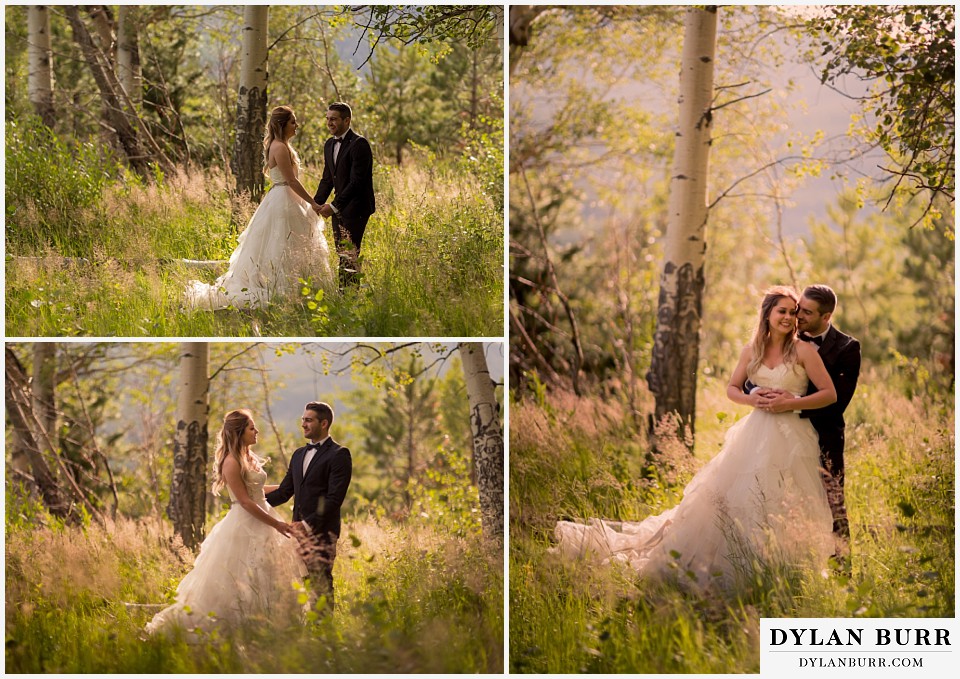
[
  {"left": 4, "top": 505, "right": 503, "bottom": 673},
  {"left": 5, "top": 121, "right": 503, "bottom": 337},
  {"left": 509, "top": 370, "right": 954, "bottom": 673}
]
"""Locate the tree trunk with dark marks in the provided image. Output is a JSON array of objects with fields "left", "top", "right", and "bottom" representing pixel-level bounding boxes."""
[
  {"left": 647, "top": 6, "right": 717, "bottom": 452},
  {"left": 168, "top": 342, "right": 209, "bottom": 550},
  {"left": 459, "top": 342, "right": 503, "bottom": 546},
  {"left": 233, "top": 5, "right": 269, "bottom": 200}
]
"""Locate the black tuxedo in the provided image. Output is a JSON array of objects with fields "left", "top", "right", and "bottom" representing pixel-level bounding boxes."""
[
  {"left": 315, "top": 128, "right": 375, "bottom": 252},
  {"left": 266, "top": 437, "right": 352, "bottom": 607},
  {"left": 799, "top": 325, "right": 861, "bottom": 482}
]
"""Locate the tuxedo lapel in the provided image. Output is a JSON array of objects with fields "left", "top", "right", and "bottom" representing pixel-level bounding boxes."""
[
  {"left": 293, "top": 446, "right": 307, "bottom": 486},
  {"left": 336, "top": 130, "right": 357, "bottom": 168},
  {"left": 302, "top": 438, "right": 334, "bottom": 480},
  {"left": 819, "top": 326, "right": 840, "bottom": 360},
  {"left": 325, "top": 137, "right": 336, "bottom": 169}
]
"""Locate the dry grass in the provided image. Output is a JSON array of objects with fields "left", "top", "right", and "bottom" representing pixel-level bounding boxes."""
[
  {"left": 4, "top": 508, "right": 502, "bottom": 673},
  {"left": 510, "top": 368, "right": 954, "bottom": 672}
]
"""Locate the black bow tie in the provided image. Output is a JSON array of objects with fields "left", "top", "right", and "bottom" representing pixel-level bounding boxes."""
[
  {"left": 333, "top": 137, "right": 342, "bottom": 143},
  {"left": 305, "top": 443, "right": 320, "bottom": 453},
  {"left": 800, "top": 333, "right": 823, "bottom": 346}
]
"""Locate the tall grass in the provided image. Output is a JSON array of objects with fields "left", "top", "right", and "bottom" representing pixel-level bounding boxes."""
[
  {"left": 5, "top": 123, "right": 502, "bottom": 337},
  {"left": 509, "top": 370, "right": 954, "bottom": 673},
  {"left": 4, "top": 502, "right": 503, "bottom": 673}
]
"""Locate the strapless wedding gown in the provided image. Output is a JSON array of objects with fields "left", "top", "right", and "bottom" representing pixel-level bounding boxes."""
[
  {"left": 146, "top": 467, "right": 306, "bottom": 636},
  {"left": 554, "top": 363, "right": 834, "bottom": 590},
  {"left": 185, "top": 160, "right": 332, "bottom": 310}
]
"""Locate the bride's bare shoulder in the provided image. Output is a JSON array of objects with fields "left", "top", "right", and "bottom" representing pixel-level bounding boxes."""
[
  {"left": 795, "top": 339, "right": 818, "bottom": 362},
  {"left": 267, "top": 140, "right": 291, "bottom": 164}
]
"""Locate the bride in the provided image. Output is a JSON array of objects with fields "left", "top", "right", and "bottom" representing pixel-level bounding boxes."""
[
  {"left": 554, "top": 286, "right": 837, "bottom": 590},
  {"left": 186, "top": 106, "right": 332, "bottom": 310},
  {"left": 146, "top": 410, "right": 306, "bottom": 637}
]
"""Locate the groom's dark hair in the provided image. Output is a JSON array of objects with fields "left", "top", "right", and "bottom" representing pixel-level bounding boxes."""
[
  {"left": 306, "top": 401, "right": 334, "bottom": 427},
  {"left": 328, "top": 102, "right": 352, "bottom": 120},
  {"left": 802, "top": 284, "right": 837, "bottom": 315}
]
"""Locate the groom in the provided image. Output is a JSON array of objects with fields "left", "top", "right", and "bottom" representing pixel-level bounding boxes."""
[
  {"left": 751, "top": 284, "right": 861, "bottom": 538},
  {"left": 266, "top": 402, "right": 352, "bottom": 611},
  {"left": 314, "top": 102, "right": 376, "bottom": 288}
]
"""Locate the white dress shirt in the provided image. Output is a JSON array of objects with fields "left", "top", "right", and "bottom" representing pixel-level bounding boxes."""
[{"left": 302, "top": 436, "right": 330, "bottom": 476}]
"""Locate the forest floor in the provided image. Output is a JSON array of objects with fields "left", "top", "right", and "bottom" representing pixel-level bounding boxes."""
[
  {"left": 509, "top": 369, "right": 954, "bottom": 673},
  {"left": 5, "top": 149, "right": 503, "bottom": 338},
  {"left": 4, "top": 511, "right": 503, "bottom": 673}
]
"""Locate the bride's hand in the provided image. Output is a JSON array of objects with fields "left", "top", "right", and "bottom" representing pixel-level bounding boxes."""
[
  {"left": 754, "top": 390, "right": 796, "bottom": 413},
  {"left": 274, "top": 520, "right": 294, "bottom": 537}
]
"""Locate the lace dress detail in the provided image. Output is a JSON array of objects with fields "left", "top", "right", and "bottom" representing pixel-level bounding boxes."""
[
  {"left": 185, "top": 155, "right": 332, "bottom": 310},
  {"left": 146, "top": 466, "right": 306, "bottom": 637},
  {"left": 554, "top": 362, "right": 834, "bottom": 591}
]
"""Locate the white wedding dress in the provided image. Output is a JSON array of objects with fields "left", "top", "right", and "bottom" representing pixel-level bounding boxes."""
[
  {"left": 146, "top": 467, "right": 306, "bottom": 637},
  {"left": 554, "top": 362, "right": 834, "bottom": 590},
  {"left": 185, "top": 158, "right": 332, "bottom": 310}
]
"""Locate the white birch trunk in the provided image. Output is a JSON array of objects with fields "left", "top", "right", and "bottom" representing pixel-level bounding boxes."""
[
  {"left": 28, "top": 6, "right": 56, "bottom": 127},
  {"left": 169, "top": 342, "right": 210, "bottom": 550},
  {"left": 234, "top": 5, "right": 269, "bottom": 200},
  {"left": 459, "top": 342, "right": 504, "bottom": 545},
  {"left": 117, "top": 6, "right": 142, "bottom": 109},
  {"left": 647, "top": 6, "right": 718, "bottom": 448}
]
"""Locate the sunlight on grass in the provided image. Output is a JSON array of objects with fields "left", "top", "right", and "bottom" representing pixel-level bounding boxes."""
[
  {"left": 6, "top": 147, "right": 502, "bottom": 337},
  {"left": 4, "top": 510, "right": 502, "bottom": 673},
  {"left": 509, "top": 370, "right": 954, "bottom": 673}
]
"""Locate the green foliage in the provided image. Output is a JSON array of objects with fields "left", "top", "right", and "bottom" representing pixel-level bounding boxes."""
[
  {"left": 4, "top": 515, "right": 502, "bottom": 673},
  {"left": 358, "top": 5, "right": 501, "bottom": 53},
  {"left": 5, "top": 5, "right": 502, "bottom": 194},
  {"left": 5, "top": 116, "right": 119, "bottom": 252},
  {"left": 459, "top": 108, "right": 505, "bottom": 211},
  {"left": 801, "top": 189, "right": 954, "bottom": 391},
  {"left": 810, "top": 6, "right": 955, "bottom": 201},
  {"left": 510, "top": 374, "right": 954, "bottom": 672},
  {"left": 409, "top": 443, "right": 481, "bottom": 539},
  {"left": 339, "top": 349, "right": 482, "bottom": 538},
  {"left": 5, "top": 481, "right": 47, "bottom": 535}
]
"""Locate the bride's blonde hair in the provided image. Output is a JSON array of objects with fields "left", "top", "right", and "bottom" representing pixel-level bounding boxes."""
[
  {"left": 211, "top": 409, "right": 264, "bottom": 495},
  {"left": 262, "top": 105, "right": 296, "bottom": 169},
  {"left": 747, "top": 285, "right": 800, "bottom": 376}
]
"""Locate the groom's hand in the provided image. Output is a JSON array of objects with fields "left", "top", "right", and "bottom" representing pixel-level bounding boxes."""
[{"left": 318, "top": 203, "right": 334, "bottom": 218}]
